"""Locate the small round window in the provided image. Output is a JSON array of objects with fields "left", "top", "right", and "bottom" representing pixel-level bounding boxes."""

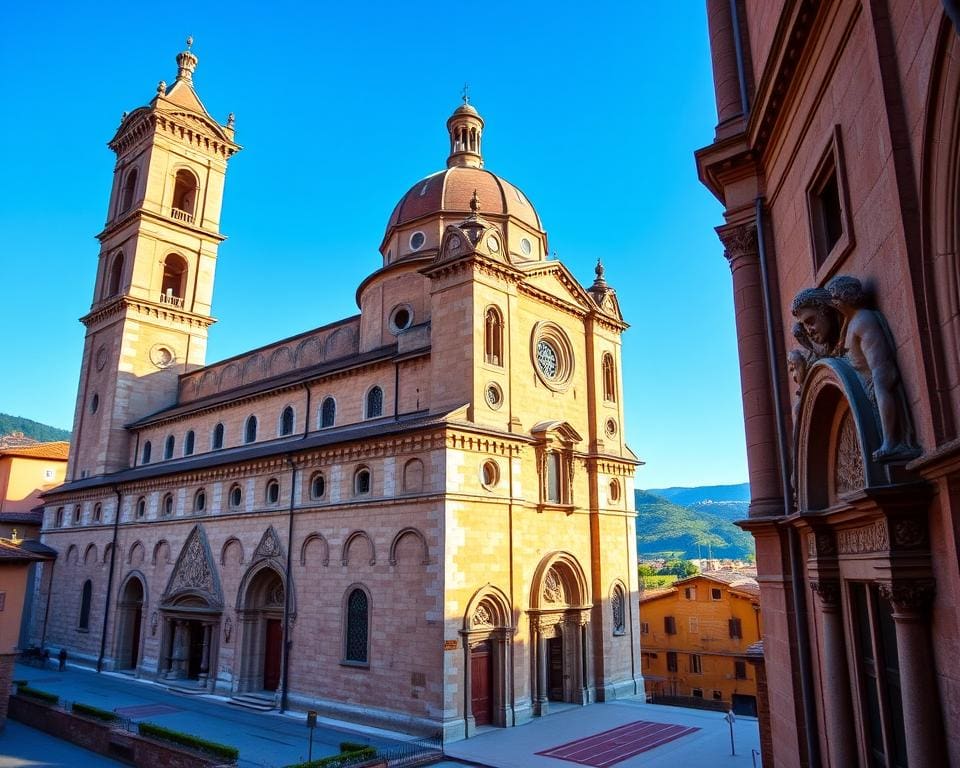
[
  {"left": 605, "top": 418, "right": 618, "bottom": 438},
  {"left": 531, "top": 322, "right": 575, "bottom": 391},
  {"left": 409, "top": 231, "right": 426, "bottom": 251},
  {"left": 389, "top": 304, "right": 413, "bottom": 334},
  {"left": 481, "top": 460, "right": 500, "bottom": 489},
  {"left": 520, "top": 237, "right": 532, "bottom": 256},
  {"left": 485, "top": 383, "right": 503, "bottom": 410}
]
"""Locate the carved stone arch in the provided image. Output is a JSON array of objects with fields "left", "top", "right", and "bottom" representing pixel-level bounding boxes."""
[
  {"left": 252, "top": 526, "right": 284, "bottom": 563},
  {"left": 219, "top": 363, "right": 240, "bottom": 391},
  {"left": 241, "top": 354, "right": 264, "bottom": 383},
  {"left": 83, "top": 543, "right": 98, "bottom": 565},
  {"left": 197, "top": 370, "right": 218, "bottom": 397},
  {"left": 152, "top": 539, "right": 171, "bottom": 565},
  {"left": 115, "top": 570, "right": 147, "bottom": 671},
  {"left": 103, "top": 543, "right": 118, "bottom": 565},
  {"left": 127, "top": 540, "right": 146, "bottom": 566},
  {"left": 118, "top": 569, "right": 149, "bottom": 609},
  {"left": 795, "top": 358, "right": 887, "bottom": 511},
  {"left": 220, "top": 536, "right": 245, "bottom": 566},
  {"left": 300, "top": 532, "right": 330, "bottom": 567},
  {"left": 463, "top": 584, "right": 513, "bottom": 631},
  {"left": 269, "top": 346, "right": 294, "bottom": 375},
  {"left": 294, "top": 335, "right": 324, "bottom": 368},
  {"left": 919, "top": 18, "right": 960, "bottom": 441},
  {"left": 341, "top": 530, "right": 376, "bottom": 567},
  {"left": 65, "top": 544, "right": 79, "bottom": 566},
  {"left": 326, "top": 326, "right": 357, "bottom": 360},
  {"left": 530, "top": 551, "right": 590, "bottom": 610},
  {"left": 235, "top": 558, "right": 293, "bottom": 615},
  {"left": 161, "top": 524, "right": 223, "bottom": 609},
  {"left": 388, "top": 527, "right": 429, "bottom": 566}
]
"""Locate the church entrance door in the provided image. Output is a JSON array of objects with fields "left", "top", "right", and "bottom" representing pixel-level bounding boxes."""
[
  {"left": 470, "top": 641, "right": 492, "bottom": 726},
  {"left": 547, "top": 637, "right": 564, "bottom": 701},
  {"left": 263, "top": 619, "right": 282, "bottom": 691},
  {"left": 116, "top": 576, "right": 145, "bottom": 671}
]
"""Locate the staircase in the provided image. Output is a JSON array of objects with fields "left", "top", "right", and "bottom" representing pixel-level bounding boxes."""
[{"left": 228, "top": 692, "right": 277, "bottom": 712}]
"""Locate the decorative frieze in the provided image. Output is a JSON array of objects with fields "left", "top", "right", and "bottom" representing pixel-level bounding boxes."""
[{"left": 837, "top": 520, "right": 889, "bottom": 554}]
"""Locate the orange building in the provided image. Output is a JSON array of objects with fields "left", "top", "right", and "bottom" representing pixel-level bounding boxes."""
[
  {"left": 639, "top": 573, "right": 761, "bottom": 716},
  {"left": 0, "top": 440, "right": 69, "bottom": 538}
]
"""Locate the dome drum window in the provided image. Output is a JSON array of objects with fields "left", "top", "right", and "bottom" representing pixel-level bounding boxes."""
[
  {"left": 531, "top": 322, "right": 575, "bottom": 391},
  {"left": 409, "top": 231, "right": 426, "bottom": 251},
  {"left": 389, "top": 305, "right": 414, "bottom": 334}
]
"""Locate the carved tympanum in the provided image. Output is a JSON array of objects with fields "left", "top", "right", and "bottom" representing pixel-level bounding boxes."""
[
  {"left": 835, "top": 410, "right": 865, "bottom": 495},
  {"left": 254, "top": 526, "right": 284, "bottom": 561},
  {"left": 543, "top": 568, "right": 565, "bottom": 605},
  {"left": 472, "top": 603, "right": 493, "bottom": 628},
  {"left": 163, "top": 524, "right": 223, "bottom": 606}
]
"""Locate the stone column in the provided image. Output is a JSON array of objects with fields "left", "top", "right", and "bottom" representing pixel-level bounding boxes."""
[
  {"left": 880, "top": 581, "right": 945, "bottom": 768},
  {"left": 535, "top": 629, "right": 548, "bottom": 716},
  {"left": 171, "top": 620, "right": 188, "bottom": 679},
  {"left": 811, "top": 581, "right": 857, "bottom": 767},
  {"left": 162, "top": 619, "right": 175, "bottom": 678},
  {"left": 462, "top": 638, "right": 475, "bottom": 736},
  {"left": 717, "top": 222, "right": 783, "bottom": 517},
  {"left": 199, "top": 623, "right": 212, "bottom": 683}
]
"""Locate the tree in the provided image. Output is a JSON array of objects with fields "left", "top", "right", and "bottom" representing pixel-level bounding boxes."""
[{"left": 658, "top": 558, "right": 699, "bottom": 577}]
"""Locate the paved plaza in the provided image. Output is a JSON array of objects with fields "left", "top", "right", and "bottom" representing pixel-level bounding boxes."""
[{"left": 2, "top": 663, "right": 760, "bottom": 767}]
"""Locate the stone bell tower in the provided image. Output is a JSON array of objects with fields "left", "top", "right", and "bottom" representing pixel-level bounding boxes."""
[{"left": 67, "top": 39, "right": 240, "bottom": 481}]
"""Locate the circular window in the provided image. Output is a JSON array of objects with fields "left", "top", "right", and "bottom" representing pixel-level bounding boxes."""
[
  {"left": 448, "top": 235, "right": 462, "bottom": 251},
  {"left": 150, "top": 345, "right": 175, "bottom": 369},
  {"left": 409, "top": 231, "right": 426, "bottom": 251},
  {"left": 481, "top": 460, "right": 500, "bottom": 489},
  {"left": 531, "top": 323, "right": 574, "bottom": 391},
  {"left": 95, "top": 345, "right": 108, "bottom": 371},
  {"left": 520, "top": 238, "right": 532, "bottom": 256},
  {"left": 609, "top": 479, "right": 621, "bottom": 502},
  {"left": 605, "top": 418, "right": 617, "bottom": 438},
  {"left": 90, "top": 393, "right": 100, "bottom": 414},
  {"left": 485, "top": 383, "right": 503, "bottom": 410},
  {"left": 389, "top": 304, "right": 413, "bottom": 334},
  {"left": 486, "top": 236, "right": 500, "bottom": 253}
]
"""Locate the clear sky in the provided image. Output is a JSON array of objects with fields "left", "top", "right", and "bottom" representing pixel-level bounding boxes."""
[{"left": 0, "top": 2, "right": 747, "bottom": 490}]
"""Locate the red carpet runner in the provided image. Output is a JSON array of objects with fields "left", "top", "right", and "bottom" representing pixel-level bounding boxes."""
[{"left": 535, "top": 720, "right": 700, "bottom": 767}]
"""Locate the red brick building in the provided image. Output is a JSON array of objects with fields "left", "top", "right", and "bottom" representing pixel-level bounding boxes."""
[{"left": 697, "top": 2, "right": 960, "bottom": 766}]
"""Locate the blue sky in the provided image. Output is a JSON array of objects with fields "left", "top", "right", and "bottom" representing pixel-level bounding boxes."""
[{"left": 0, "top": 2, "right": 747, "bottom": 489}]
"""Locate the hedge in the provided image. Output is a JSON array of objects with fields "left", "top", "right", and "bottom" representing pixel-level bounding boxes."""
[
  {"left": 138, "top": 721, "right": 239, "bottom": 762},
  {"left": 339, "top": 742, "right": 368, "bottom": 753},
  {"left": 284, "top": 746, "right": 377, "bottom": 768},
  {"left": 17, "top": 685, "right": 59, "bottom": 705},
  {"left": 72, "top": 702, "right": 121, "bottom": 723}
]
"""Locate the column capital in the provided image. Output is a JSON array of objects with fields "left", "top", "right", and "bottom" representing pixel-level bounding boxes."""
[
  {"left": 716, "top": 221, "right": 758, "bottom": 265},
  {"left": 810, "top": 579, "right": 842, "bottom": 611},
  {"left": 879, "top": 579, "right": 936, "bottom": 617}
]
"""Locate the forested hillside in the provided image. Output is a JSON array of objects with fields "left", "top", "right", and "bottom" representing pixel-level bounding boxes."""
[{"left": 0, "top": 413, "right": 71, "bottom": 443}]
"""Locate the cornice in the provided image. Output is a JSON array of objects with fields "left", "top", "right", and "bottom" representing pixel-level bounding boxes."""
[
  {"left": 97, "top": 207, "right": 228, "bottom": 245},
  {"left": 81, "top": 296, "right": 215, "bottom": 330}
]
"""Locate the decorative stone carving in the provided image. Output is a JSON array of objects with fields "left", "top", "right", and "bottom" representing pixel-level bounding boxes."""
[
  {"left": 472, "top": 603, "right": 492, "bottom": 628},
  {"left": 789, "top": 276, "right": 920, "bottom": 463},
  {"left": 163, "top": 524, "right": 223, "bottom": 607},
  {"left": 254, "top": 526, "right": 284, "bottom": 562},
  {"left": 835, "top": 410, "right": 865, "bottom": 495},
  {"left": 543, "top": 568, "right": 565, "bottom": 605},
  {"left": 878, "top": 580, "right": 936, "bottom": 614},
  {"left": 223, "top": 615, "right": 233, "bottom": 643},
  {"left": 837, "top": 520, "right": 889, "bottom": 554},
  {"left": 718, "top": 223, "right": 757, "bottom": 263},
  {"left": 611, "top": 587, "right": 625, "bottom": 634},
  {"left": 811, "top": 580, "right": 841, "bottom": 609},
  {"left": 891, "top": 518, "right": 927, "bottom": 549}
]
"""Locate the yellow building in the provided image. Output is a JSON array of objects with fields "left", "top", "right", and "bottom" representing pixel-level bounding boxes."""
[
  {"left": 34, "top": 43, "right": 643, "bottom": 741},
  {"left": 640, "top": 572, "right": 761, "bottom": 716},
  {"left": 0, "top": 441, "right": 69, "bottom": 537}
]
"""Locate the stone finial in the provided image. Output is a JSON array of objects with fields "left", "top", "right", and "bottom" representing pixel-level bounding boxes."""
[
  {"left": 227, "top": 112, "right": 235, "bottom": 128},
  {"left": 157, "top": 80, "right": 167, "bottom": 96},
  {"left": 470, "top": 189, "right": 480, "bottom": 214},
  {"left": 592, "top": 259, "right": 607, "bottom": 288},
  {"left": 461, "top": 82, "right": 470, "bottom": 104},
  {"left": 176, "top": 36, "right": 199, "bottom": 82}
]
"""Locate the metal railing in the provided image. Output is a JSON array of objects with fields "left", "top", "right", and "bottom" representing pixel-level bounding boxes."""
[{"left": 376, "top": 734, "right": 443, "bottom": 767}]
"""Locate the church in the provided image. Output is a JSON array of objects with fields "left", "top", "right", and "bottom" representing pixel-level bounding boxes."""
[{"left": 34, "top": 43, "right": 643, "bottom": 741}]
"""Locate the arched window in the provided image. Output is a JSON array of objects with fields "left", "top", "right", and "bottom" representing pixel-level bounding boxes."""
[
  {"left": 106, "top": 252, "right": 124, "bottom": 298},
  {"left": 160, "top": 254, "right": 188, "bottom": 307},
  {"left": 184, "top": 430, "right": 195, "bottom": 456},
  {"left": 265, "top": 479, "right": 280, "bottom": 505},
  {"left": 244, "top": 415, "right": 258, "bottom": 444},
  {"left": 484, "top": 306, "right": 503, "bottom": 366},
  {"left": 344, "top": 587, "right": 370, "bottom": 664},
  {"left": 602, "top": 353, "right": 617, "bottom": 402},
  {"left": 73, "top": 505, "right": 81, "bottom": 525},
  {"left": 546, "top": 451, "right": 561, "bottom": 503},
  {"left": 119, "top": 168, "right": 138, "bottom": 214},
  {"left": 611, "top": 584, "right": 626, "bottom": 636},
  {"left": 310, "top": 472, "right": 326, "bottom": 499},
  {"left": 365, "top": 386, "right": 383, "bottom": 419},
  {"left": 354, "top": 467, "right": 371, "bottom": 496},
  {"left": 141, "top": 441, "right": 152, "bottom": 464},
  {"left": 172, "top": 169, "right": 198, "bottom": 221},
  {"left": 320, "top": 397, "right": 336, "bottom": 429},
  {"left": 193, "top": 489, "right": 206, "bottom": 513},
  {"left": 229, "top": 484, "right": 243, "bottom": 509},
  {"left": 164, "top": 435, "right": 175, "bottom": 460},
  {"left": 93, "top": 503, "right": 102, "bottom": 523},
  {"left": 55, "top": 507, "right": 64, "bottom": 527},
  {"left": 79, "top": 580, "right": 93, "bottom": 630},
  {"left": 136, "top": 497, "right": 146, "bottom": 519},
  {"left": 162, "top": 493, "right": 174, "bottom": 517},
  {"left": 280, "top": 406, "right": 295, "bottom": 436},
  {"left": 212, "top": 423, "right": 224, "bottom": 450}
]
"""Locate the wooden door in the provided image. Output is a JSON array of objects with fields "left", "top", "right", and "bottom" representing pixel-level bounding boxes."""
[
  {"left": 548, "top": 637, "right": 564, "bottom": 701},
  {"left": 263, "top": 619, "right": 282, "bottom": 691},
  {"left": 470, "top": 642, "right": 492, "bottom": 726},
  {"left": 129, "top": 608, "right": 142, "bottom": 670}
]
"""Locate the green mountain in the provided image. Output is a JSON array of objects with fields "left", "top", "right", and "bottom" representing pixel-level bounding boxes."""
[
  {"left": 635, "top": 488, "right": 754, "bottom": 560},
  {"left": 0, "top": 413, "right": 71, "bottom": 443},
  {"left": 645, "top": 483, "right": 750, "bottom": 506}
]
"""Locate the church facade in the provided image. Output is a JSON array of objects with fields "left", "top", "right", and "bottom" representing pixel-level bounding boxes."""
[
  {"left": 698, "top": 2, "right": 960, "bottom": 766},
  {"left": 34, "top": 44, "right": 643, "bottom": 741}
]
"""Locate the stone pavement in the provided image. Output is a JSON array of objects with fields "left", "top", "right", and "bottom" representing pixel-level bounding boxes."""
[
  {"left": 6, "top": 662, "right": 760, "bottom": 768},
  {"left": 0, "top": 719, "right": 125, "bottom": 767}
]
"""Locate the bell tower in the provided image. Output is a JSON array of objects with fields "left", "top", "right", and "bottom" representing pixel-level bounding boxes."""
[{"left": 68, "top": 39, "right": 240, "bottom": 481}]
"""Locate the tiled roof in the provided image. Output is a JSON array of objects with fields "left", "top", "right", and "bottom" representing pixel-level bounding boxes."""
[
  {"left": 0, "top": 441, "right": 70, "bottom": 460},
  {"left": 639, "top": 587, "right": 677, "bottom": 602},
  {"left": 0, "top": 509, "right": 43, "bottom": 525},
  {"left": 0, "top": 539, "right": 46, "bottom": 562}
]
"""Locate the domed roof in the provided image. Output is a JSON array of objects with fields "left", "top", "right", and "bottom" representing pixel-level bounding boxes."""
[{"left": 384, "top": 165, "right": 543, "bottom": 241}]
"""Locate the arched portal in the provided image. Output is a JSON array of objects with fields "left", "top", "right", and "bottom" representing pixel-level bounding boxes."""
[
  {"left": 115, "top": 574, "right": 145, "bottom": 671},
  {"left": 461, "top": 586, "right": 513, "bottom": 735},
  {"left": 528, "top": 552, "right": 592, "bottom": 715},
  {"left": 237, "top": 565, "right": 285, "bottom": 693}
]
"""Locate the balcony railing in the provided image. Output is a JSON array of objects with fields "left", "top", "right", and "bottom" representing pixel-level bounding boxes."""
[
  {"left": 159, "top": 292, "right": 184, "bottom": 308},
  {"left": 170, "top": 207, "right": 194, "bottom": 224}
]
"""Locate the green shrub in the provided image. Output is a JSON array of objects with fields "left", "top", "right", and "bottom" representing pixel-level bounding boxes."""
[
  {"left": 138, "top": 721, "right": 239, "bottom": 762},
  {"left": 72, "top": 702, "right": 120, "bottom": 722},
  {"left": 17, "top": 685, "right": 59, "bottom": 705},
  {"left": 339, "top": 742, "right": 369, "bottom": 753},
  {"left": 284, "top": 746, "right": 377, "bottom": 768}
]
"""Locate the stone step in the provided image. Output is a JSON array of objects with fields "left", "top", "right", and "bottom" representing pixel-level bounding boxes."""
[
  {"left": 228, "top": 693, "right": 277, "bottom": 712},
  {"left": 166, "top": 682, "right": 209, "bottom": 696}
]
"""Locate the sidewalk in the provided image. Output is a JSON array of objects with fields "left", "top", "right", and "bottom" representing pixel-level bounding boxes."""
[{"left": 0, "top": 719, "right": 125, "bottom": 767}]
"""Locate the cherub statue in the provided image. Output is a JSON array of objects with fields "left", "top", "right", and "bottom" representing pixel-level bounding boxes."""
[
  {"left": 791, "top": 287, "right": 841, "bottom": 358},
  {"left": 826, "top": 275, "right": 917, "bottom": 461}
]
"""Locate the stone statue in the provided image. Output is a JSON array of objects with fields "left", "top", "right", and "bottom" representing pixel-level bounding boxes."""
[
  {"left": 791, "top": 287, "right": 841, "bottom": 358},
  {"left": 825, "top": 276, "right": 917, "bottom": 461}
]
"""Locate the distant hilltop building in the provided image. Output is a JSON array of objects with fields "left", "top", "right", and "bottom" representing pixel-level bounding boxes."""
[{"left": 34, "top": 42, "right": 643, "bottom": 740}]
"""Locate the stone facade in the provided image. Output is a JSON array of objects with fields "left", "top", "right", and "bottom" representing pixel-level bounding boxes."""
[
  {"left": 35, "top": 45, "right": 643, "bottom": 742},
  {"left": 698, "top": 3, "right": 960, "bottom": 766}
]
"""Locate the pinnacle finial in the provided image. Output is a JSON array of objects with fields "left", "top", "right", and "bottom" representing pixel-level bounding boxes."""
[
  {"left": 461, "top": 82, "right": 470, "bottom": 104},
  {"left": 470, "top": 189, "right": 480, "bottom": 214},
  {"left": 176, "top": 37, "right": 199, "bottom": 82},
  {"left": 595, "top": 259, "right": 605, "bottom": 282},
  {"left": 186, "top": 35, "right": 194, "bottom": 50},
  {"left": 227, "top": 112, "right": 235, "bottom": 128}
]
